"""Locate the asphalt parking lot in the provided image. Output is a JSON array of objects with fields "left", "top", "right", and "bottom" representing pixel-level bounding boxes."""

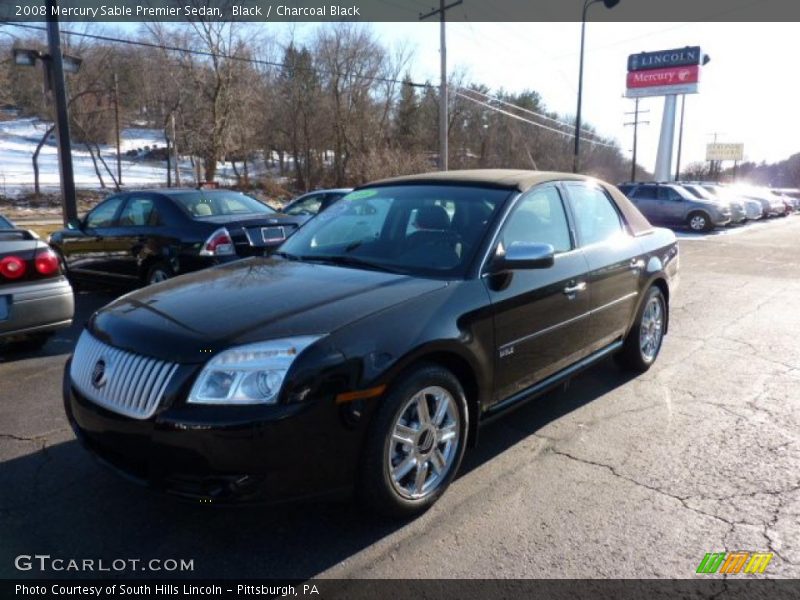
[{"left": 1, "top": 216, "right": 799, "bottom": 580}]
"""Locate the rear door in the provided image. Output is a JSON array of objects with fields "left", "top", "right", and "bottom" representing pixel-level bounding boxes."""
[
  {"left": 563, "top": 182, "right": 643, "bottom": 353},
  {"left": 487, "top": 184, "right": 592, "bottom": 403},
  {"left": 657, "top": 186, "right": 688, "bottom": 225},
  {"left": 629, "top": 185, "right": 660, "bottom": 223}
]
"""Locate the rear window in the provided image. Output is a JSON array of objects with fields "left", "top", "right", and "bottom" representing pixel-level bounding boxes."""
[
  {"left": 0, "top": 215, "right": 13, "bottom": 229},
  {"left": 169, "top": 191, "right": 275, "bottom": 218}
]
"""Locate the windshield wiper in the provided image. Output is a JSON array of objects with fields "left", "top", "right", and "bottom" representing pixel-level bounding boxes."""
[{"left": 299, "top": 254, "right": 407, "bottom": 274}]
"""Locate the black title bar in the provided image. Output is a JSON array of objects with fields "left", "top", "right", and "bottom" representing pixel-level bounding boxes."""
[{"left": 2, "top": 0, "right": 800, "bottom": 22}]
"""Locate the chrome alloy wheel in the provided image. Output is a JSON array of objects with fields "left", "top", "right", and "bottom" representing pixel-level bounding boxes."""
[
  {"left": 387, "top": 386, "right": 460, "bottom": 500},
  {"left": 639, "top": 295, "right": 664, "bottom": 362},
  {"left": 689, "top": 215, "right": 707, "bottom": 231}
]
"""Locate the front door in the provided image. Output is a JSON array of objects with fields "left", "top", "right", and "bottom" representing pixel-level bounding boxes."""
[
  {"left": 61, "top": 194, "right": 127, "bottom": 280},
  {"left": 486, "top": 184, "right": 592, "bottom": 404}
]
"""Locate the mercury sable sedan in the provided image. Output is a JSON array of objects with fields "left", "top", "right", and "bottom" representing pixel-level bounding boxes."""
[{"left": 64, "top": 170, "right": 678, "bottom": 517}]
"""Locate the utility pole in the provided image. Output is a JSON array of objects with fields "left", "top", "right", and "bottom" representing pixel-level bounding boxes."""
[
  {"left": 166, "top": 134, "right": 171, "bottom": 188},
  {"left": 674, "top": 95, "right": 686, "bottom": 181},
  {"left": 46, "top": 0, "right": 78, "bottom": 226},
  {"left": 113, "top": 72, "right": 122, "bottom": 186},
  {"left": 624, "top": 98, "right": 649, "bottom": 182},
  {"left": 171, "top": 113, "right": 181, "bottom": 186},
  {"left": 420, "top": 0, "right": 462, "bottom": 171}
]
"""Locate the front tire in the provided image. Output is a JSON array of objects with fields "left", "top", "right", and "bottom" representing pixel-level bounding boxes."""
[
  {"left": 687, "top": 211, "right": 712, "bottom": 232},
  {"left": 616, "top": 286, "right": 667, "bottom": 373},
  {"left": 358, "top": 364, "right": 468, "bottom": 518}
]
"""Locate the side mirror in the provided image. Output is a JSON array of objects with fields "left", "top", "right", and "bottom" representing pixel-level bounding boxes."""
[
  {"left": 67, "top": 218, "right": 82, "bottom": 230},
  {"left": 490, "top": 242, "right": 555, "bottom": 273}
]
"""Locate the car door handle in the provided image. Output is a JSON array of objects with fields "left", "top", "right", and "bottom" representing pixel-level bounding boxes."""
[{"left": 563, "top": 282, "right": 587, "bottom": 296}]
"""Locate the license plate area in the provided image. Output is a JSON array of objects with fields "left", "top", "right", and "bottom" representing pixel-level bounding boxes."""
[
  {"left": 261, "top": 226, "right": 286, "bottom": 243},
  {"left": 0, "top": 295, "right": 9, "bottom": 321}
]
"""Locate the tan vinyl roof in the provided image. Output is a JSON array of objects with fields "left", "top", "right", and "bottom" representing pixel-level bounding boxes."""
[{"left": 366, "top": 169, "right": 593, "bottom": 192}]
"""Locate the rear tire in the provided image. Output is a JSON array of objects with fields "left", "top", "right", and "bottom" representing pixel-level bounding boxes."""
[
  {"left": 358, "top": 364, "right": 468, "bottom": 518},
  {"left": 616, "top": 286, "right": 667, "bottom": 373}
]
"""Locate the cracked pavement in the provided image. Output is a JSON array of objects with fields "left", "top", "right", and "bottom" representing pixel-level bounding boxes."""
[{"left": 1, "top": 217, "right": 799, "bottom": 579}]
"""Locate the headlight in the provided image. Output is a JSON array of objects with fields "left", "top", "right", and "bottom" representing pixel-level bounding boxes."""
[{"left": 187, "top": 336, "right": 322, "bottom": 405}]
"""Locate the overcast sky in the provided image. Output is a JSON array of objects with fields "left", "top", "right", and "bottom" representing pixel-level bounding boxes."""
[{"left": 116, "top": 19, "right": 799, "bottom": 173}]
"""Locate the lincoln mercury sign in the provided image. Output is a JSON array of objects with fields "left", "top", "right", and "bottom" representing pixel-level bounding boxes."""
[
  {"left": 706, "top": 143, "right": 744, "bottom": 161},
  {"left": 625, "top": 46, "right": 708, "bottom": 99}
]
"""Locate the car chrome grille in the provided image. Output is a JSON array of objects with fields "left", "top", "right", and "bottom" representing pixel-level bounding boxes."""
[{"left": 70, "top": 330, "right": 179, "bottom": 419}]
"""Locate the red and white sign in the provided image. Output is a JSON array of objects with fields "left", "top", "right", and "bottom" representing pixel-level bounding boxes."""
[{"left": 626, "top": 65, "right": 699, "bottom": 89}]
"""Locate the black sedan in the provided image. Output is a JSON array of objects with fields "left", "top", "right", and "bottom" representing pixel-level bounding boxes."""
[
  {"left": 64, "top": 170, "right": 678, "bottom": 516},
  {"left": 281, "top": 188, "right": 354, "bottom": 221},
  {"left": 49, "top": 189, "right": 306, "bottom": 287},
  {"left": 1, "top": 227, "right": 74, "bottom": 350}
]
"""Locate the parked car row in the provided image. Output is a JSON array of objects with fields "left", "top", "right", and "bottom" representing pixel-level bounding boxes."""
[{"left": 617, "top": 181, "right": 798, "bottom": 232}]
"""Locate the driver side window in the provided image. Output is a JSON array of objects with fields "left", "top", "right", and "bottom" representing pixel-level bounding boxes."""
[
  {"left": 85, "top": 196, "right": 125, "bottom": 229},
  {"left": 501, "top": 186, "right": 572, "bottom": 253},
  {"left": 286, "top": 195, "right": 323, "bottom": 216}
]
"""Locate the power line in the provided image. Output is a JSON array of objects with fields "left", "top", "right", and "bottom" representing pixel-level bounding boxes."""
[
  {"left": 459, "top": 87, "right": 607, "bottom": 139},
  {"left": 454, "top": 90, "right": 616, "bottom": 148},
  {"left": 1, "top": 21, "right": 430, "bottom": 89}
]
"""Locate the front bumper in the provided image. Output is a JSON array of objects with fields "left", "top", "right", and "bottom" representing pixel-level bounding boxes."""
[
  {"left": 63, "top": 358, "right": 367, "bottom": 504},
  {"left": 0, "top": 277, "right": 74, "bottom": 338},
  {"left": 728, "top": 206, "right": 747, "bottom": 223},
  {"left": 712, "top": 213, "right": 731, "bottom": 227}
]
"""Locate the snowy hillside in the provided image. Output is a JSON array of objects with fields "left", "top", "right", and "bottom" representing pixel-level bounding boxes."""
[{"left": 0, "top": 117, "right": 241, "bottom": 197}]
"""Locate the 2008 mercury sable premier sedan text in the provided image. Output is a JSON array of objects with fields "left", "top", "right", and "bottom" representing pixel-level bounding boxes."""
[{"left": 64, "top": 170, "right": 678, "bottom": 516}]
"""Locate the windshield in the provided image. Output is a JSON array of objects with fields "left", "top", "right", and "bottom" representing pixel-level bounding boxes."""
[
  {"left": 278, "top": 184, "right": 509, "bottom": 277},
  {"left": 684, "top": 185, "right": 715, "bottom": 200},
  {"left": 168, "top": 191, "right": 276, "bottom": 218}
]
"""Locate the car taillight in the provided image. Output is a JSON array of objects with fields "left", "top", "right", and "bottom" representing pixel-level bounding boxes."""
[
  {"left": 34, "top": 247, "right": 60, "bottom": 277},
  {"left": 0, "top": 256, "right": 27, "bottom": 280},
  {"left": 200, "top": 228, "right": 235, "bottom": 256}
]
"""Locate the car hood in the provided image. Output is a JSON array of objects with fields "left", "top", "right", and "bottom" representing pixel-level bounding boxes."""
[{"left": 90, "top": 258, "right": 448, "bottom": 363}]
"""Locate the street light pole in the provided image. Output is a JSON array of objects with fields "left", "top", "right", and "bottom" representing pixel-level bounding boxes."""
[
  {"left": 573, "top": 0, "right": 619, "bottom": 174},
  {"left": 46, "top": 0, "right": 78, "bottom": 226}
]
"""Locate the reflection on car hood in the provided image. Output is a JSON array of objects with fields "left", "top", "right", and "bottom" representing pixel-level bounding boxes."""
[{"left": 90, "top": 258, "right": 447, "bottom": 363}]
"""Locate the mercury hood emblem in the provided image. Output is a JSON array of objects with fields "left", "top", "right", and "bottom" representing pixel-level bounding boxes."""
[{"left": 91, "top": 359, "right": 108, "bottom": 389}]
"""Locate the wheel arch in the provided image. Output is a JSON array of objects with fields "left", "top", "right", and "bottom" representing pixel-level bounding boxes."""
[{"left": 379, "top": 346, "right": 486, "bottom": 449}]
